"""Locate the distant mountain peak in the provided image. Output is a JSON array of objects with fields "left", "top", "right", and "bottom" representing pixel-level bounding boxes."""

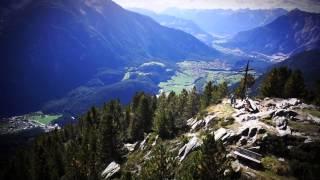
[{"left": 224, "top": 9, "right": 320, "bottom": 56}]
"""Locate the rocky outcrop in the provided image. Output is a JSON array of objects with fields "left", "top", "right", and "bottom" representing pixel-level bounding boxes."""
[
  {"left": 101, "top": 161, "right": 120, "bottom": 179},
  {"left": 187, "top": 115, "right": 216, "bottom": 132},
  {"left": 124, "top": 142, "right": 138, "bottom": 152},
  {"left": 178, "top": 136, "right": 203, "bottom": 161}
]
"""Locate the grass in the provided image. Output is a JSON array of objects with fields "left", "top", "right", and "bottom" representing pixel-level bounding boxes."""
[
  {"left": 302, "top": 109, "right": 320, "bottom": 118},
  {"left": 289, "top": 121, "right": 320, "bottom": 135},
  {"left": 29, "top": 114, "right": 62, "bottom": 125},
  {"left": 261, "top": 117, "right": 274, "bottom": 126},
  {"left": 206, "top": 103, "right": 235, "bottom": 119},
  {"left": 159, "top": 61, "right": 248, "bottom": 94}
]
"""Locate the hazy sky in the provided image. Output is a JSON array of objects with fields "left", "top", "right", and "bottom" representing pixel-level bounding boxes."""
[{"left": 113, "top": 0, "right": 320, "bottom": 13}]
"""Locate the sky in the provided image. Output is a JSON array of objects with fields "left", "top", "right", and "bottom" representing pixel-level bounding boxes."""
[{"left": 113, "top": 0, "right": 320, "bottom": 13}]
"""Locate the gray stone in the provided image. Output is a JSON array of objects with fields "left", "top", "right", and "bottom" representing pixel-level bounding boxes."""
[
  {"left": 101, "top": 161, "right": 120, "bottom": 179},
  {"left": 214, "top": 128, "right": 227, "bottom": 141},
  {"left": 124, "top": 142, "right": 137, "bottom": 152},
  {"left": 231, "top": 160, "right": 241, "bottom": 172},
  {"left": 274, "top": 116, "right": 288, "bottom": 130},
  {"left": 179, "top": 136, "right": 202, "bottom": 161}
]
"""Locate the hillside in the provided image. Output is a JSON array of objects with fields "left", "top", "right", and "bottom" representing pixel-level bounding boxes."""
[
  {"left": 0, "top": 0, "right": 219, "bottom": 117},
  {"left": 252, "top": 50, "right": 320, "bottom": 94},
  {"left": 224, "top": 9, "right": 320, "bottom": 55},
  {"left": 130, "top": 8, "right": 215, "bottom": 45},
  {"left": 2, "top": 90, "right": 320, "bottom": 179}
]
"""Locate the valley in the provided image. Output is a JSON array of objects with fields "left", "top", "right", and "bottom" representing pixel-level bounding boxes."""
[{"left": 0, "top": 0, "right": 320, "bottom": 179}]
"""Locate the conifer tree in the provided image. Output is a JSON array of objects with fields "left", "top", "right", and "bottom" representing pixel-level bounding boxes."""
[
  {"left": 201, "top": 81, "right": 213, "bottom": 109},
  {"left": 284, "top": 70, "right": 306, "bottom": 98},
  {"left": 199, "top": 133, "right": 231, "bottom": 179},
  {"left": 176, "top": 89, "right": 189, "bottom": 129},
  {"left": 153, "top": 93, "right": 172, "bottom": 138},
  {"left": 140, "top": 142, "right": 177, "bottom": 180},
  {"left": 187, "top": 86, "right": 200, "bottom": 117}
]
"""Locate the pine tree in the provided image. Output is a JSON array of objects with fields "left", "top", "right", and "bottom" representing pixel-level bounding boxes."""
[
  {"left": 284, "top": 70, "right": 306, "bottom": 98},
  {"left": 199, "top": 133, "right": 231, "bottom": 179},
  {"left": 97, "top": 101, "right": 121, "bottom": 168},
  {"left": 153, "top": 93, "right": 172, "bottom": 139},
  {"left": 187, "top": 86, "right": 200, "bottom": 118},
  {"left": 201, "top": 81, "right": 213, "bottom": 109},
  {"left": 140, "top": 142, "right": 177, "bottom": 180},
  {"left": 261, "top": 67, "right": 291, "bottom": 97},
  {"left": 176, "top": 89, "right": 189, "bottom": 129}
]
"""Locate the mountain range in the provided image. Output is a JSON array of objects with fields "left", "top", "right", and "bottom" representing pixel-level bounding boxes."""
[
  {"left": 224, "top": 9, "right": 320, "bottom": 56},
  {"left": 129, "top": 8, "right": 215, "bottom": 45},
  {"left": 0, "top": 0, "right": 219, "bottom": 117},
  {"left": 162, "top": 8, "right": 288, "bottom": 36}
]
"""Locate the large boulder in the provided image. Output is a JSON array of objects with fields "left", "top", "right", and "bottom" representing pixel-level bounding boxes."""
[
  {"left": 101, "top": 161, "right": 120, "bottom": 179},
  {"left": 247, "top": 99, "right": 259, "bottom": 113},
  {"left": 275, "top": 98, "right": 301, "bottom": 109},
  {"left": 124, "top": 142, "right": 138, "bottom": 152},
  {"left": 178, "top": 136, "right": 202, "bottom": 161},
  {"left": 273, "top": 116, "right": 288, "bottom": 130},
  {"left": 214, "top": 128, "right": 227, "bottom": 141},
  {"left": 273, "top": 109, "right": 297, "bottom": 119}
]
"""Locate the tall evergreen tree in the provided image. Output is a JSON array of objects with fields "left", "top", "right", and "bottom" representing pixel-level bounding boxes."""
[
  {"left": 176, "top": 89, "right": 189, "bottom": 129},
  {"left": 153, "top": 93, "right": 173, "bottom": 139},
  {"left": 140, "top": 142, "right": 177, "bottom": 180},
  {"left": 97, "top": 101, "right": 121, "bottom": 168},
  {"left": 261, "top": 67, "right": 291, "bottom": 97},
  {"left": 187, "top": 86, "right": 200, "bottom": 118},
  {"left": 199, "top": 133, "right": 231, "bottom": 179},
  {"left": 284, "top": 70, "right": 306, "bottom": 98},
  {"left": 201, "top": 81, "right": 213, "bottom": 109}
]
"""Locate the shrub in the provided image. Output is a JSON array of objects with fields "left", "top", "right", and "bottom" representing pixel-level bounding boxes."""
[{"left": 262, "top": 156, "right": 289, "bottom": 176}]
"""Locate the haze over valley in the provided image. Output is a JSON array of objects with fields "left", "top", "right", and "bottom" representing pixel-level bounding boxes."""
[{"left": 1, "top": 0, "right": 320, "bottom": 179}]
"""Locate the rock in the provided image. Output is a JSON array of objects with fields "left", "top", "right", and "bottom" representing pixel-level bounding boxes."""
[
  {"left": 274, "top": 116, "right": 288, "bottom": 130},
  {"left": 239, "top": 127, "right": 249, "bottom": 136},
  {"left": 139, "top": 134, "right": 150, "bottom": 150},
  {"left": 224, "top": 169, "right": 232, "bottom": 176},
  {"left": 124, "top": 142, "right": 137, "bottom": 152},
  {"left": 248, "top": 99, "right": 259, "bottom": 113},
  {"left": 187, "top": 118, "right": 205, "bottom": 132},
  {"left": 191, "top": 120, "right": 205, "bottom": 132},
  {"left": 152, "top": 135, "right": 159, "bottom": 146},
  {"left": 276, "top": 98, "right": 301, "bottom": 109},
  {"left": 179, "top": 136, "right": 202, "bottom": 161},
  {"left": 239, "top": 137, "right": 247, "bottom": 145},
  {"left": 231, "top": 160, "right": 241, "bottom": 172},
  {"left": 277, "top": 125, "right": 291, "bottom": 136},
  {"left": 304, "top": 136, "right": 313, "bottom": 143},
  {"left": 249, "top": 128, "right": 257, "bottom": 137},
  {"left": 288, "top": 98, "right": 301, "bottom": 106},
  {"left": 234, "top": 114, "right": 258, "bottom": 122},
  {"left": 204, "top": 115, "right": 216, "bottom": 128},
  {"left": 273, "top": 109, "right": 297, "bottom": 118},
  {"left": 308, "top": 114, "right": 320, "bottom": 124},
  {"left": 101, "top": 161, "right": 120, "bottom": 179},
  {"left": 235, "top": 100, "right": 245, "bottom": 109},
  {"left": 256, "top": 110, "right": 275, "bottom": 119},
  {"left": 214, "top": 128, "right": 227, "bottom": 141}
]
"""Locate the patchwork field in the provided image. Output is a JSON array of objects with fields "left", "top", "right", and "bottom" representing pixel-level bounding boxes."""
[
  {"left": 159, "top": 61, "right": 255, "bottom": 94},
  {"left": 27, "top": 113, "right": 62, "bottom": 125}
]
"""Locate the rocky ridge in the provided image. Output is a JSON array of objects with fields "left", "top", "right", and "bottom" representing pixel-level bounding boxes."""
[{"left": 104, "top": 97, "right": 320, "bottom": 179}]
